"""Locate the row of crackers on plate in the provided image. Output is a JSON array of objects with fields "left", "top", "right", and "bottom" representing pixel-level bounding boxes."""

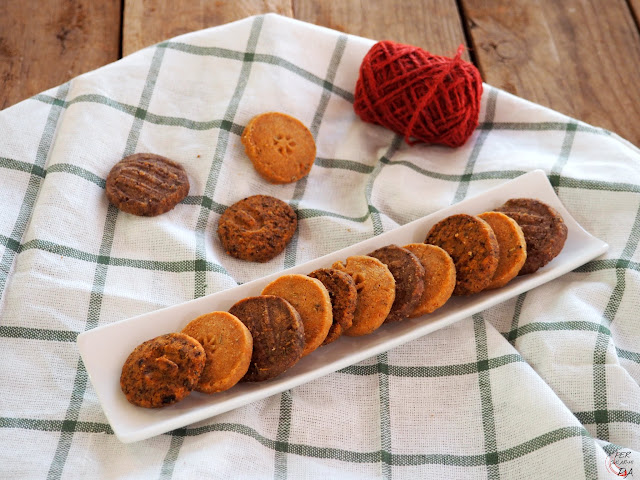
[{"left": 120, "top": 197, "right": 568, "bottom": 409}]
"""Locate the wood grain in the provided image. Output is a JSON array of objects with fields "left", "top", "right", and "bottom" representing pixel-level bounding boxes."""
[
  {"left": 461, "top": 0, "right": 640, "bottom": 145},
  {"left": 122, "top": 0, "right": 293, "bottom": 56},
  {"left": 0, "top": 0, "right": 121, "bottom": 110},
  {"left": 294, "top": 0, "right": 469, "bottom": 58}
]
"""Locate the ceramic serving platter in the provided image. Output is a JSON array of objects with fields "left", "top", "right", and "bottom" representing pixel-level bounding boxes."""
[{"left": 77, "top": 169, "right": 609, "bottom": 443}]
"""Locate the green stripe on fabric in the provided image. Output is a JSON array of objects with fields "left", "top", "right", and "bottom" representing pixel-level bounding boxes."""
[
  {"left": 478, "top": 121, "right": 608, "bottom": 136},
  {"left": 47, "top": 46, "right": 167, "bottom": 480},
  {"left": 506, "top": 293, "right": 527, "bottom": 344},
  {"left": 575, "top": 410, "right": 640, "bottom": 425},
  {"left": 574, "top": 259, "right": 640, "bottom": 273},
  {"left": 377, "top": 352, "right": 392, "bottom": 478},
  {"left": 0, "top": 415, "right": 596, "bottom": 467},
  {"left": 35, "top": 93, "right": 246, "bottom": 134},
  {"left": 275, "top": 390, "right": 293, "bottom": 480},
  {"left": 548, "top": 121, "right": 577, "bottom": 192},
  {"left": 0, "top": 326, "right": 78, "bottom": 342},
  {"left": 339, "top": 353, "right": 525, "bottom": 377},
  {"left": 501, "top": 320, "right": 611, "bottom": 342},
  {"left": 620, "top": 204, "right": 640, "bottom": 264},
  {"left": 34, "top": 92, "right": 137, "bottom": 116},
  {"left": 191, "top": 17, "right": 263, "bottom": 301},
  {"left": 17, "top": 238, "right": 227, "bottom": 275},
  {"left": 315, "top": 157, "right": 375, "bottom": 174},
  {"left": 581, "top": 434, "right": 598, "bottom": 480},
  {"left": 181, "top": 196, "right": 227, "bottom": 214},
  {"left": 0, "top": 417, "right": 112, "bottom": 434},
  {"left": 381, "top": 160, "right": 525, "bottom": 185},
  {"left": 616, "top": 347, "right": 640, "bottom": 364},
  {"left": 46, "top": 163, "right": 106, "bottom": 188},
  {"left": 0, "top": 234, "right": 20, "bottom": 254},
  {"left": 497, "top": 426, "right": 590, "bottom": 464},
  {"left": 366, "top": 136, "right": 403, "bottom": 237},
  {"left": 284, "top": 34, "right": 348, "bottom": 270},
  {"left": 296, "top": 208, "right": 371, "bottom": 222},
  {"left": 159, "top": 41, "right": 245, "bottom": 60},
  {"left": 453, "top": 88, "right": 498, "bottom": 203},
  {"left": 189, "top": 196, "right": 375, "bottom": 222},
  {"left": 160, "top": 429, "right": 186, "bottom": 480},
  {"left": 123, "top": 49, "right": 166, "bottom": 156},
  {"left": 600, "top": 442, "right": 621, "bottom": 456},
  {"left": 473, "top": 314, "right": 500, "bottom": 479},
  {"left": 0, "top": 82, "right": 69, "bottom": 305},
  {"left": 0, "top": 156, "right": 45, "bottom": 176},
  {"left": 181, "top": 423, "right": 590, "bottom": 467},
  {"left": 557, "top": 177, "right": 640, "bottom": 194}
]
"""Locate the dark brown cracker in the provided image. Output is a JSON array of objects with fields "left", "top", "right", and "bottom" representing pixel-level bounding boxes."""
[
  {"left": 229, "top": 295, "right": 305, "bottom": 382},
  {"left": 425, "top": 214, "right": 499, "bottom": 295},
  {"left": 494, "top": 198, "right": 567, "bottom": 275},
  {"left": 217, "top": 195, "right": 297, "bottom": 262},
  {"left": 367, "top": 245, "right": 425, "bottom": 323},
  {"left": 120, "top": 333, "right": 205, "bottom": 408},
  {"left": 308, "top": 268, "right": 357, "bottom": 345},
  {"left": 106, "top": 153, "right": 190, "bottom": 216}
]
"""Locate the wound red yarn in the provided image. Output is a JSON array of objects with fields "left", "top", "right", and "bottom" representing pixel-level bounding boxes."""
[{"left": 353, "top": 41, "right": 483, "bottom": 148}]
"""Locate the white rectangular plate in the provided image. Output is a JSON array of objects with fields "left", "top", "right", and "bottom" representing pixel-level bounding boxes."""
[{"left": 78, "top": 169, "right": 608, "bottom": 443}]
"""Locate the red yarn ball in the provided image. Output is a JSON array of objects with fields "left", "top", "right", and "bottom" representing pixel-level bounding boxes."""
[{"left": 354, "top": 41, "right": 483, "bottom": 148}]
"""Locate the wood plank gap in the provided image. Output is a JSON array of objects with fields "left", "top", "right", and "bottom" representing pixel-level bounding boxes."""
[
  {"left": 627, "top": 0, "right": 640, "bottom": 34},
  {"left": 455, "top": 0, "right": 479, "bottom": 68},
  {"left": 119, "top": 0, "right": 125, "bottom": 59}
]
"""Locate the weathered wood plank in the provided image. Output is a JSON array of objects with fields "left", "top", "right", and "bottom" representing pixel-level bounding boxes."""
[
  {"left": 122, "top": 0, "right": 293, "bottom": 56},
  {"left": 461, "top": 0, "right": 640, "bottom": 146},
  {"left": 293, "top": 0, "right": 468, "bottom": 57},
  {"left": 0, "top": 0, "right": 121, "bottom": 109}
]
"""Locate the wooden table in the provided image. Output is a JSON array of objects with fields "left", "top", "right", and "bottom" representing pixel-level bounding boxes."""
[{"left": 2, "top": 0, "right": 640, "bottom": 147}]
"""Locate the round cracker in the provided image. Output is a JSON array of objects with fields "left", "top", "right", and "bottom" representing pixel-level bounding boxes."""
[
  {"left": 181, "top": 311, "right": 253, "bottom": 393},
  {"left": 477, "top": 211, "right": 527, "bottom": 289},
  {"left": 308, "top": 268, "right": 357, "bottom": 345},
  {"left": 332, "top": 255, "right": 395, "bottom": 336},
  {"left": 229, "top": 295, "right": 304, "bottom": 382},
  {"left": 120, "top": 333, "right": 205, "bottom": 408},
  {"left": 217, "top": 195, "right": 297, "bottom": 262},
  {"left": 425, "top": 214, "right": 499, "bottom": 295},
  {"left": 106, "top": 153, "right": 189, "bottom": 217},
  {"left": 262, "top": 274, "right": 333, "bottom": 356},
  {"left": 367, "top": 245, "right": 425, "bottom": 323},
  {"left": 494, "top": 198, "right": 567, "bottom": 275},
  {"left": 403, "top": 243, "right": 456, "bottom": 316},
  {"left": 241, "top": 112, "right": 316, "bottom": 184}
]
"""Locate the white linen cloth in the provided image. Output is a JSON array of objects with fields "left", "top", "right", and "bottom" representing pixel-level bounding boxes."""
[{"left": 0, "top": 13, "right": 639, "bottom": 479}]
